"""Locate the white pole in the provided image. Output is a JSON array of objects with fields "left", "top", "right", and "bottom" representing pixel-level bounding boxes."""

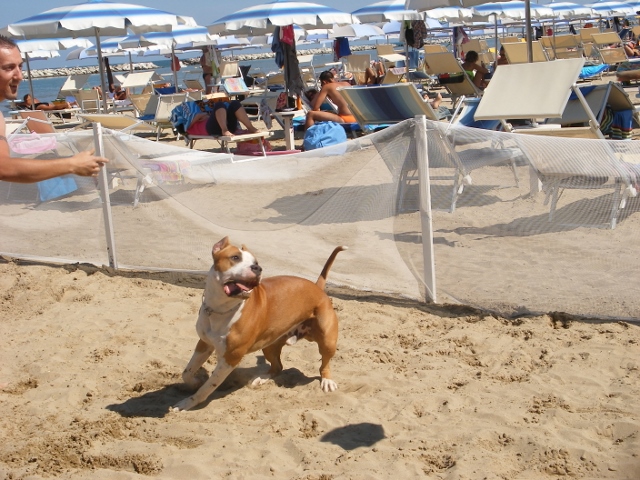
[
  {"left": 24, "top": 53, "right": 36, "bottom": 110},
  {"left": 415, "top": 115, "right": 436, "bottom": 303},
  {"left": 93, "top": 123, "right": 117, "bottom": 269}
]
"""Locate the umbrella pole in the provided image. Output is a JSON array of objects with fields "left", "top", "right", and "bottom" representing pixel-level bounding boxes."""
[
  {"left": 525, "top": 0, "right": 532, "bottom": 63},
  {"left": 129, "top": 52, "right": 133, "bottom": 73},
  {"left": 94, "top": 27, "right": 110, "bottom": 112},
  {"left": 25, "top": 53, "right": 35, "bottom": 110}
]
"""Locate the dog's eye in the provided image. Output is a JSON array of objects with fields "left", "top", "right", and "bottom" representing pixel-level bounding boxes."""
[{"left": 231, "top": 255, "right": 240, "bottom": 262}]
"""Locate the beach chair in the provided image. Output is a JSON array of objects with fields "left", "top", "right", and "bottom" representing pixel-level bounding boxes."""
[
  {"left": 591, "top": 32, "right": 630, "bottom": 66},
  {"left": 342, "top": 54, "right": 371, "bottom": 85},
  {"left": 337, "top": 83, "right": 519, "bottom": 212},
  {"left": 463, "top": 39, "right": 495, "bottom": 65},
  {"left": 73, "top": 89, "right": 102, "bottom": 113},
  {"left": 58, "top": 74, "right": 91, "bottom": 97},
  {"left": 121, "top": 71, "right": 164, "bottom": 95},
  {"left": 500, "top": 36, "right": 521, "bottom": 43},
  {"left": 129, "top": 93, "right": 155, "bottom": 118},
  {"left": 473, "top": 58, "right": 637, "bottom": 228},
  {"left": 16, "top": 111, "right": 57, "bottom": 135},
  {"left": 502, "top": 41, "right": 549, "bottom": 64},
  {"left": 423, "top": 44, "right": 448, "bottom": 54},
  {"left": 76, "top": 113, "right": 155, "bottom": 133},
  {"left": 423, "top": 51, "right": 483, "bottom": 103},
  {"left": 541, "top": 34, "right": 583, "bottom": 60},
  {"left": 140, "top": 93, "right": 186, "bottom": 141},
  {"left": 184, "top": 78, "right": 205, "bottom": 91}
]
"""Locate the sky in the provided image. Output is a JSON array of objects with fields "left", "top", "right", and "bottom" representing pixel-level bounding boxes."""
[{"left": 2, "top": 0, "right": 377, "bottom": 68}]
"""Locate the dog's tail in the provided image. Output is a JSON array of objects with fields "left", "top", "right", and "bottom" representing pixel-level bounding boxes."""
[{"left": 316, "top": 246, "right": 347, "bottom": 290}]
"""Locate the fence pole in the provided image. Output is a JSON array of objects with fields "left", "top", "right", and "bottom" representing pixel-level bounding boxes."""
[
  {"left": 93, "top": 123, "right": 118, "bottom": 269},
  {"left": 415, "top": 115, "right": 437, "bottom": 303}
]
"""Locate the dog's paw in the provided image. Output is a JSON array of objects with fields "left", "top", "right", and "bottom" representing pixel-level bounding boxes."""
[
  {"left": 249, "top": 374, "right": 272, "bottom": 388},
  {"left": 320, "top": 378, "right": 338, "bottom": 392},
  {"left": 171, "top": 397, "right": 195, "bottom": 412}
]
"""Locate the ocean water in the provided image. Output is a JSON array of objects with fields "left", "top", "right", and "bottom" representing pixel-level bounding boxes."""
[{"left": 2, "top": 50, "right": 357, "bottom": 116}]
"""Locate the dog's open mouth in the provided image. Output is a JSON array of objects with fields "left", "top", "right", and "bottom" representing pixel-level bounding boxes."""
[{"left": 223, "top": 281, "right": 256, "bottom": 297}]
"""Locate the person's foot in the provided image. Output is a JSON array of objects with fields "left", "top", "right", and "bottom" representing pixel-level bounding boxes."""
[{"left": 222, "top": 130, "right": 233, "bottom": 136}]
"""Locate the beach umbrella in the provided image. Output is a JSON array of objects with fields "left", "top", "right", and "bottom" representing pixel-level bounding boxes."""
[
  {"left": 473, "top": 2, "right": 555, "bottom": 21},
  {"left": 118, "top": 25, "right": 210, "bottom": 90},
  {"left": 17, "top": 37, "right": 94, "bottom": 109},
  {"left": 424, "top": 7, "right": 474, "bottom": 21},
  {"left": 586, "top": 1, "right": 635, "bottom": 16},
  {"left": 352, "top": 0, "right": 423, "bottom": 23},
  {"left": 330, "top": 24, "right": 386, "bottom": 39},
  {"left": 207, "top": 1, "right": 354, "bottom": 35},
  {"left": 546, "top": 2, "right": 595, "bottom": 19},
  {"left": 6, "top": 0, "right": 196, "bottom": 111}
]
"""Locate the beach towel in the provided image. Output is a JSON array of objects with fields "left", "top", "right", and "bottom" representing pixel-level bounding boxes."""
[{"left": 303, "top": 121, "right": 347, "bottom": 151}]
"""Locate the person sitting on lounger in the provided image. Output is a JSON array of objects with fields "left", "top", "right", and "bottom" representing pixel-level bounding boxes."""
[
  {"left": 186, "top": 99, "right": 259, "bottom": 137},
  {"left": 495, "top": 46, "right": 509, "bottom": 68},
  {"left": 364, "top": 60, "right": 386, "bottom": 85},
  {"left": 304, "top": 70, "right": 356, "bottom": 130},
  {"left": 21, "top": 93, "right": 72, "bottom": 111},
  {"left": 461, "top": 50, "right": 489, "bottom": 89},
  {"left": 624, "top": 38, "right": 640, "bottom": 57}
]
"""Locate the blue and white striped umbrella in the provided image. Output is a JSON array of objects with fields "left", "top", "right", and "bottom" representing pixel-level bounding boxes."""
[
  {"left": 546, "top": 2, "right": 595, "bottom": 19},
  {"left": 586, "top": 1, "right": 635, "bottom": 16},
  {"left": 424, "top": 6, "right": 474, "bottom": 21},
  {"left": 6, "top": 0, "right": 197, "bottom": 110},
  {"left": 352, "top": 0, "right": 422, "bottom": 23},
  {"left": 473, "top": 2, "right": 556, "bottom": 20},
  {"left": 208, "top": 1, "right": 354, "bottom": 35},
  {"left": 6, "top": 0, "right": 196, "bottom": 39}
]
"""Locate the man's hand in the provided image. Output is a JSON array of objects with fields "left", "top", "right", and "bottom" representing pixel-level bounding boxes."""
[{"left": 69, "top": 149, "right": 108, "bottom": 177}]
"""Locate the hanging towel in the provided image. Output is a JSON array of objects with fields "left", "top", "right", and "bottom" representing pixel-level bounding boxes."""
[
  {"left": 271, "top": 26, "right": 285, "bottom": 68},
  {"left": 410, "top": 20, "right": 427, "bottom": 49},
  {"left": 333, "top": 37, "right": 351, "bottom": 61},
  {"left": 610, "top": 109, "right": 634, "bottom": 140}
]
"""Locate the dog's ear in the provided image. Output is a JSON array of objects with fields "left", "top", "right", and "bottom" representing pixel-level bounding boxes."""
[{"left": 212, "top": 237, "right": 229, "bottom": 256}]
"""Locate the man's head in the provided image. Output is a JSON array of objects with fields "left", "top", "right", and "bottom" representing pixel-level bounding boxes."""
[
  {"left": 464, "top": 51, "right": 479, "bottom": 63},
  {"left": 305, "top": 88, "right": 318, "bottom": 102},
  {"left": 0, "top": 35, "right": 23, "bottom": 102},
  {"left": 319, "top": 70, "right": 334, "bottom": 86}
]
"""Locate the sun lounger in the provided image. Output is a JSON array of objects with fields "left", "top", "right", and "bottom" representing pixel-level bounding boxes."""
[
  {"left": 76, "top": 113, "right": 155, "bottom": 133},
  {"left": 337, "top": 83, "right": 443, "bottom": 125},
  {"left": 502, "top": 41, "right": 549, "bottom": 64},
  {"left": 183, "top": 131, "right": 272, "bottom": 155},
  {"left": 474, "top": 57, "right": 638, "bottom": 228},
  {"left": 423, "top": 51, "right": 483, "bottom": 103}
]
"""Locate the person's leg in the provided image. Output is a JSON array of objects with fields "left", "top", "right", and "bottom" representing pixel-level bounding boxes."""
[
  {"left": 431, "top": 92, "right": 443, "bottom": 109},
  {"left": 473, "top": 72, "right": 485, "bottom": 88},
  {"left": 206, "top": 102, "right": 229, "bottom": 136},
  {"left": 304, "top": 110, "right": 343, "bottom": 129},
  {"left": 227, "top": 100, "right": 258, "bottom": 133},
  {"left": 364, "top": 67, "right": 376, "bottom": 85}
]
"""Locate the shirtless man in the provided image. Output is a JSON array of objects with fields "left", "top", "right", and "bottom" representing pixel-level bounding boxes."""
[
  {"left": 304, "top": 70, "right": 356, "bottom": 130},
  {"left": 200, "top": 48, "right": 214, "bottom": 94},
  {"left": 0, "top": 35, "right": 108, "bottom": 183},
  {"left": 22, "top": 93, "right": 72, "bottom": 111}
]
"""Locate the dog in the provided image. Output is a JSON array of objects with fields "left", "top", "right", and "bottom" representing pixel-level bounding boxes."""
[{"left": 171, "top": 236, "right": 346, "bottom": 411}]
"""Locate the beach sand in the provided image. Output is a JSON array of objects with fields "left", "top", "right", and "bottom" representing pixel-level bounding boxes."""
[
  {"left": 0, "top": 259, "right": 639, "bottom": 479},
  {"left": 1, "top": 73, "right": 640, "bottom": 479}
]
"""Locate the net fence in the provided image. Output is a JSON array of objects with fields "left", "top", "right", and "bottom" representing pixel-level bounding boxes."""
[{"left": 1, "top": 119, "right": 639, "bottom": 321}]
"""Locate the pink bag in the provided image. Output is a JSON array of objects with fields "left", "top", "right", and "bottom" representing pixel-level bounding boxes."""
[{"left": 234, "top": 129, "right": 272, "bottom": 155}]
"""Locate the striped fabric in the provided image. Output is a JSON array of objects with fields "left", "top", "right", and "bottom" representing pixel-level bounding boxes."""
[{"left": 337, "top": 83, "right": 439, "bottom": 126}]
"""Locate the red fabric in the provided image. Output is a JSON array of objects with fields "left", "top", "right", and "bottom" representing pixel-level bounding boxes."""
[
  {"left": 280, "top": 25, "right": 294, "bottom": 45},
  {"left": 187, "top": 119, "right": 208, "bottom": 136},
  {"left": 171, "top": 55, "right": 181, "bottom": 72}
]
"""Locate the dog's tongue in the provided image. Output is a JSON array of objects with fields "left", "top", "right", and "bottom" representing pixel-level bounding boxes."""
[{"left": 224, "top": 282, "right": 250, "bottom": 296}]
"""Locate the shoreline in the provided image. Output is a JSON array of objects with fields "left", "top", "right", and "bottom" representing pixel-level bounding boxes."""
[{"left": 25, "top": 44, "right": 380, "bottom": 79}]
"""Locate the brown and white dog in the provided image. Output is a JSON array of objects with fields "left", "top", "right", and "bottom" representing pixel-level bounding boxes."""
[{"left": 172, "top": 237, "right": 346, "bottom": 411}]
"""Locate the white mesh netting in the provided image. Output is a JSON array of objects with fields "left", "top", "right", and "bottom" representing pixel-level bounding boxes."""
[{"left": 2, "top": 119, "right": 640, "bottom": 321}]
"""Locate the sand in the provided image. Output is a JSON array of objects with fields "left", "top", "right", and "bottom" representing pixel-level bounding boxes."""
[{"left": 0, "top": 258, "right": 639, "bottom": 479}]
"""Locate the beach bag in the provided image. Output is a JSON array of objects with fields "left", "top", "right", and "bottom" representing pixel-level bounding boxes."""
[
  {"left": 234, "top": 129, "right": 273, "bottom": 155},
  {"left": 302, "top": 122, "right": 347, "bottom": 151}
]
